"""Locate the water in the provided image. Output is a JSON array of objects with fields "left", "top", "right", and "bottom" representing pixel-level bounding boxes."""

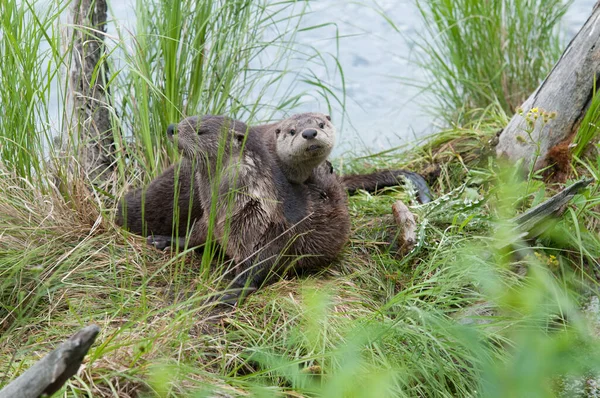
[
  {"left": 280, "top": 0, "right": 597, "bottom": 153},
  {"left": 59, "top": 0, "right": 598, "bottom": 153},
  {"left": 275, "top": 0, "right": 433, "bottom": 153}
]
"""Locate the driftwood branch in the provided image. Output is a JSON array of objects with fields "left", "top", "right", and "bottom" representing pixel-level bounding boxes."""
[
  {"left": 65, "top": 0, "right": 115, "bottom": 183},
  {"left": 511, "top": 178, "right": 594, "bottom": 238},
  {"left": 496, "top": 2, "right": 600, "bottom": 170},
  {"left": 457, "top": 180, "right": 592, "bottom": 325},
  {"left": 0, "top": 325, "right": 100, "bottom": 398}
]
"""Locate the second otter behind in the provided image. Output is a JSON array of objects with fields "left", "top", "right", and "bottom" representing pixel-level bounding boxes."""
[
  {"left": 117, "top": 113, "right": 432, "bottom": 301},
  {"left": 117, "top": 114, "right": 431, "bottom": 248},
  {"left": 172, "top": 113, "right": 350, "bottom": 301}
]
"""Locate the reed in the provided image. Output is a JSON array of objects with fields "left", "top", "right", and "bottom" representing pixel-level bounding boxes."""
[{"left": 412, "top": 0, "right": 571, "bottom": 124}]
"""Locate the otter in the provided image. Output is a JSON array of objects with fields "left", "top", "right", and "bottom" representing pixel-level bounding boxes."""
[
  {"left": 116, "top": 114, "right": 431, "bottom": 249},
  {"left": 169, "top": 113, "right": 350, "bottom": 301},
  {"left": 116, "top": 157, "right": 201, "bottom": 246},
  {"left": 116, "top": 113, "right": 431, "bottom": 301}
]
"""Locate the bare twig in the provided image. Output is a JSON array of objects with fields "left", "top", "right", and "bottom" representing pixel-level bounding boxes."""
[{"left": 511, "top": 178, "right": 594, "bottom": 239}]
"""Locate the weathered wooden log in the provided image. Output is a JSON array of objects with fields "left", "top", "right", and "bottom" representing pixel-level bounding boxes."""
[
  {"left": 392, "top": 200, "right": 417, "bottom": 255},
  {"left": 511, "top": 178, "right": 593, "bottom": 239},
  {"left": 457, "top": 179, "right": 592, "bottom": 325},
  {"left": 0, "top": 325, "right": 100, "bottom": 398},
  {"left": 496, "top": 2, "right": 600, "bottom": 170},
  {"left": 65, "top": 0, "right": 114, "bottom": 183}
]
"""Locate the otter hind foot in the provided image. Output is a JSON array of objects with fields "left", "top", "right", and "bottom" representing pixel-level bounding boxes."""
[
  {"left": 215, "top": 265, "right": 263, "bottom": 306},
  {"left": 147, "top": 235, "right": 188, "bottom": 251},
  {"left": 214, "top": 286, "right": 257, "bottom": 307}
]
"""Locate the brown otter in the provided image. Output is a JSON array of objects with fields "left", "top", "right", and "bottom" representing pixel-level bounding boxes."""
[
  {"left": 116, "top": 113, "right": 431, "bottom": 300},
  {"left": 170, "top": 113, "right": 350, "bottom": 301},
  {"left": 116, "top": 114, "right": 431, "bottom": 249},
  {"left": 116, "top": 157, "right": 201, "bottom": 245}
]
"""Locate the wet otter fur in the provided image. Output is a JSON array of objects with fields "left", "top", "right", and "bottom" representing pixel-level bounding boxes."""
[
  {"left": 343, "top": 170, "right": 431, "bottom": 203},
  {"left": 117, "top": 115, "right": 430, "bottom": 245},
  {"left": 117, "top": 157, "right": 201, "bottom": 243},
  {"left": 172, "top": 113, "right": 350, "bottom": 301},
  {"left": 116, "top": 113, "right": 431, "bottom": 301}
]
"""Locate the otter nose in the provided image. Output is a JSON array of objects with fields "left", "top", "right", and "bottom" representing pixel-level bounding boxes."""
[
  {"left": 302, "top": 128, "right": 318, "bottom": 140},
  {"left": 166, "top": 123, "right": 176, "bottom": 137}
]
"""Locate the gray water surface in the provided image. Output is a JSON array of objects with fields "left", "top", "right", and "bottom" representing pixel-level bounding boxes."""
[{"left": 283, "top": 0, "right": 597, "bottom": 153}]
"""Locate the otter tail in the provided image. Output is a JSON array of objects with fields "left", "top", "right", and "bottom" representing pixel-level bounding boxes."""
[{"left": 342, "top": 169, "right": 432, "bottom": 204}]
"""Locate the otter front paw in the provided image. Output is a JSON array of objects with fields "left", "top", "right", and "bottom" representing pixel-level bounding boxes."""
[{"left": 216, "top": 292, "right": 242, "bottom": 307}]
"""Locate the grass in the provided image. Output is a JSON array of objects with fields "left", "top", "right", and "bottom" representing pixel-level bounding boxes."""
[
  {"left": 0, "top": 0, "right": 67, "bottom": 184},
  {"left": 2, "top": 0, "right": 600, "bottom": 397},
  {"left": 411, "top": 0, "right": 571, "bottom": 125},
  {"left": 573, "top": 77, "right": 600, "bottom": 159}
]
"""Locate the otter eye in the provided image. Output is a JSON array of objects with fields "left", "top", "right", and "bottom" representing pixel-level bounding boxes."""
[
  {"left": 290, "top": 129, "right": 296, "bottom": 136},
  {"left": 319, "top": 122, "right": 325, "bottom": 129}
]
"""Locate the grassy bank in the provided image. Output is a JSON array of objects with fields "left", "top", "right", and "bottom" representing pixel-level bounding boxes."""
[{"left": 2, "top": 0, "right": 600, "bottom": 397}]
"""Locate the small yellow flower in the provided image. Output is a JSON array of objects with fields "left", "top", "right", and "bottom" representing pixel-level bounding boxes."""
[{"left": 531, "top": 107, "right": 539, "bottom": 113}]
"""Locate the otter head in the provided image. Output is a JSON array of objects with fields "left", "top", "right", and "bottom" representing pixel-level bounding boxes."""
[
  {"left": 274, "top": 112, "right": 335, "bottom": 184},
  {"left": 167, "top": 115, "right": 247, "bottom": 162}
]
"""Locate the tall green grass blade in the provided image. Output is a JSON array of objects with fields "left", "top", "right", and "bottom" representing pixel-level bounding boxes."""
[
  {"left": 0, "top": 0, "right": 64, "bottom": 185},
  {"left": 411, "top": 0, "right": 571, "bottom": 125},
  {"left": 573, "top": 76, "right": 600, "bottom": 158}
]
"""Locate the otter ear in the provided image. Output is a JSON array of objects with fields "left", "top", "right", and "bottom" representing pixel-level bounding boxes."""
[
  {"left": 231, "top": 129, "right": 246, "bottom": 143},
  {"left": 275, "top": 128, "right": 281, "bottom": 135},
  {"left": 325, "top": 115, "right": 331, "bottom": 121}
]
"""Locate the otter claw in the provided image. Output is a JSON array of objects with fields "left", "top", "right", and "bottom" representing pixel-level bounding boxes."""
[
  {"left": 216, "top": 292, "right": 242, "bottom": 306},
  {"left": 146, "top": 235, "right": 190, "bottom": 251}
]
